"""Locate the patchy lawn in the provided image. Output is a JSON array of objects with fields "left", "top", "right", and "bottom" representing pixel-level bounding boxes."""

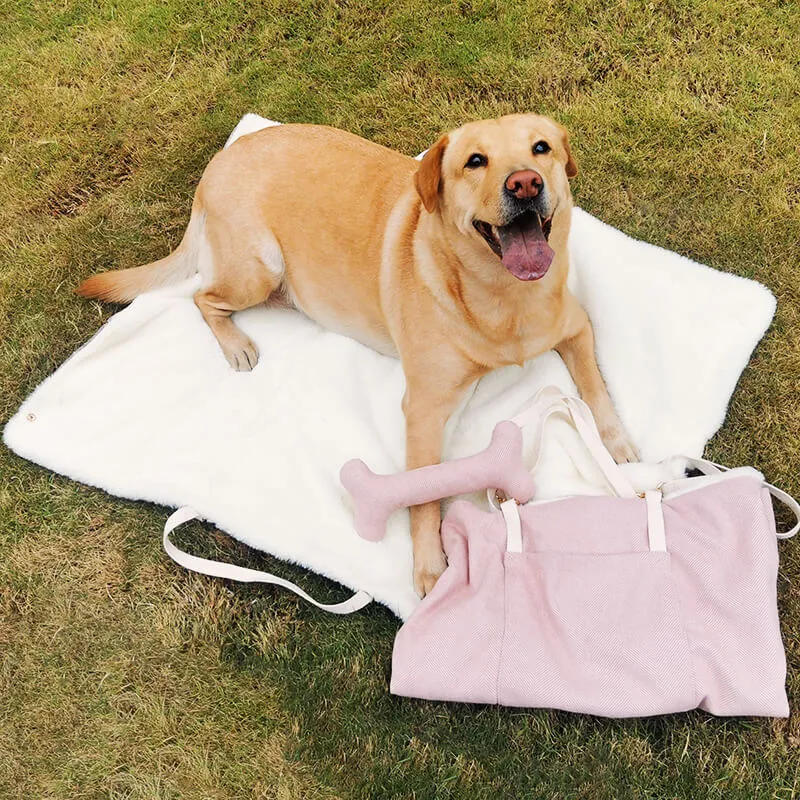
[{"left": 1, "top": 1, "right": 799, "bottom": 797}]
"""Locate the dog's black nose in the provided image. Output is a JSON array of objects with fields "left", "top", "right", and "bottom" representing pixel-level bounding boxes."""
[{"left": 504, "top": 170, "right": 543, "bottom": 200}]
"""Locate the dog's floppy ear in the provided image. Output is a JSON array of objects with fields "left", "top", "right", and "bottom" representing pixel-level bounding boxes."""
[
  {"left": 415, "top": 134, "right": 449, "bottom": 213},
  {"left": 561, "top": 127, "right": 578, "bottom": 179}
]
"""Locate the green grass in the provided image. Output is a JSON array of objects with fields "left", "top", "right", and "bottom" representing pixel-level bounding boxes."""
[{"left": 2, "top": 0, "right": 800, "bottom": 797}]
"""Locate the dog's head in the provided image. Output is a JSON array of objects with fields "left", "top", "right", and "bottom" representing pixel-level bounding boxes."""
[{"left": 415, "top": 114, "right": 577, "bottom": 281}]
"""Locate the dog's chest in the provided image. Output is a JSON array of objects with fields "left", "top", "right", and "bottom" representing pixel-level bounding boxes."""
[{"left": 462, "top": 305, "right": 563, "bottom": 369}]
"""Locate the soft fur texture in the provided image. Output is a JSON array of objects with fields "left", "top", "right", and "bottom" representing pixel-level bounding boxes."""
[
  {"left": 3, "top": 115, "right": 776, "bottom": 619},
  {"left": 76, "top": 111, "right": 636, "bottom": 598}
]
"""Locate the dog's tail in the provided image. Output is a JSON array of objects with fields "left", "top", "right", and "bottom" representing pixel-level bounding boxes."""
[{"left": 76, "top": 207, "right": 205, "bottom": 303}]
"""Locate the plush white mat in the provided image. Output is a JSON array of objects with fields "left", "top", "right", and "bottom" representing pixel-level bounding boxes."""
[{"left": 3, "top": 115, "right": 777, "bottom": 619}]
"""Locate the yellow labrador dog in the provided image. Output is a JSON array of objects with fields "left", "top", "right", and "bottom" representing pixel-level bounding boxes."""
[{"left": 78, "top": 114, "right": 637, "bottom": 596}]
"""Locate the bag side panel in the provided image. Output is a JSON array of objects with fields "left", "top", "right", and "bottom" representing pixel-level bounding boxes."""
[
  {"left": 390, "top": 503, "right": 506, "bottom": 704},
  {"left": 665, "top": 477, "right": 789, "bottom": 717}
]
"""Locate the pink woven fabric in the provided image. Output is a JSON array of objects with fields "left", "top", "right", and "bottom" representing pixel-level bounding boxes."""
[
  {"left": 391, "top": 475, "right": 789, "bottom": 717},
  {"left": 341, "top": 420, "right": 534, "bottom": 542}
]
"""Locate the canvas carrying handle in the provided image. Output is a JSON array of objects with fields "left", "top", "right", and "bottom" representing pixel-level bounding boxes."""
[
  {"left": 163, "top": 506, "right": 373, "bottom": 614},
  {"left": 497, "top": 388, "right": 799, "bottom": 541},
  {"left": 683, "top": 458, "right": 800, "bottom": 540},
  {"left": 497, "top": 387, "right": 666, "bottom": 554},
  {"left": 513, "top": 388, "right": 638, "bottom": 498},
  {"left": 488, "top": 387, "right": 638, "bottom": 503},
  {"left": 499, "top": 489, "right": 667, "bottom": 554}
]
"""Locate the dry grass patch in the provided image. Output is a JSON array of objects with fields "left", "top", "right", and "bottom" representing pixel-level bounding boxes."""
[{"left": 0, "top": 509, "right": 339, "bottom": 799}]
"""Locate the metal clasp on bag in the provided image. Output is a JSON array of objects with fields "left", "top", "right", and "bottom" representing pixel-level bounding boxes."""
[
  {"left": 637, "top": 481, "right": 666, "bottom": 499},
  {"left": 492, "top": 488, "right": 522, "bottom": 509}
]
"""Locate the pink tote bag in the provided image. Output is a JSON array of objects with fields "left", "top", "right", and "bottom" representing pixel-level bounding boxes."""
[{"left": 391, "top": 393, "right": 798, "bottom": 717}]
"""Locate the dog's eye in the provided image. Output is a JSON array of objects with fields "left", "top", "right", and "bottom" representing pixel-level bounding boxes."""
[
  {"left": 533, "top": 141, "right": 551, "bottom": 155},
  {"left": 465, "top": 153, "right": 488, "bottom": 169}
]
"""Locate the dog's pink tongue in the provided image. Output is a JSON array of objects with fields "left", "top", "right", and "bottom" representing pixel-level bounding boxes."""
[{"left": 498, "top": 216, "right": 555, "bottom": 281}]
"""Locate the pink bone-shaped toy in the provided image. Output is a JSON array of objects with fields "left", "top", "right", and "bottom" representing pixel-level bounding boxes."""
[{"left": 340, "top": 420, "right": 534, "bottom": 541}]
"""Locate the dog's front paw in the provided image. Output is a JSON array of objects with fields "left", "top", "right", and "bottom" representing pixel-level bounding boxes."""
[
  {"left": 413, "top": 546, "right": 448, "bottom": 599},
  {"left": 601, "top": 425, "right": 639, "bottom": 464},
  {"left": 222, "top": 335, "right": 259, "bottom": 372}
]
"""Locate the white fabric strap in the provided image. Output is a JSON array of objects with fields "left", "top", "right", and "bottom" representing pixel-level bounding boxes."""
[
  {"left": 499, "top": 489, "right": 667, "bottom": 553},
  {"left": 495, "top": 392, "right": 799, "bottom": 544},
  {"left": 501, "top": 499, "right": 523, "bottom": 553},
  {"left": 682, "top": 456, "right": 799, "bottom": 539},
  {"left": 512, "top": 388, "right": 638, "bottom": 498},
  {"left": 645, "top": 490, "right": 667, "bottom": 552},
  {"left": 765, "top": 485, "right": 800, "bottom": 540},
  {"left": 163, "top": 507, "right": 373, "bottom": 614}
]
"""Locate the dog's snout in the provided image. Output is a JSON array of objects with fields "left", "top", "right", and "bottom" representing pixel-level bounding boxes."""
[{"left": 504, "top": 170, "right": 543, "bottom": 200}]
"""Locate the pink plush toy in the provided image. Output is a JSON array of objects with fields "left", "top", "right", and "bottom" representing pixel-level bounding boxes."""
[{"left": 340, "top": 420, "right": 534, "bottom": 541}]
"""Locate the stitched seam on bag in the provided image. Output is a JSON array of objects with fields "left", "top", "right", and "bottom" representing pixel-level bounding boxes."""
[
  {"left": 518, "top": 473, "right": 761, "bottom": 510},
  {"left": 664, "top": 553, "right": 700, "bottom": 710},
  {"left": 763, "top": 481, "right": 789, "bottom": 682},
  {"left": 758, "top": 485, "right": 789, "bottom": 712},
  {"left": 495, "top": 552, "right": 509, "bottom": 706},
  {"left": 663, "top": 472, "right": 761, "bottom": 502},
  {"left": 760, "top": 484, "right": 785, "bottom": 637}
]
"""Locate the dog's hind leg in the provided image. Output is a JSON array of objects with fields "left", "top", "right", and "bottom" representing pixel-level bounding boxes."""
[{"left": 194, "top": 221, "right": 285, "bottom": 371}]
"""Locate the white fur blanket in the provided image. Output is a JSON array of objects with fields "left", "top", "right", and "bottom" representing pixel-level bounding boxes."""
[{"left": 3, "top": 115, "right": 777, "bottom": 619}]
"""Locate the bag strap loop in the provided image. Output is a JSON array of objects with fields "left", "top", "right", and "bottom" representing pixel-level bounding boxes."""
[
  {"left": 765, "top": 485, "right": 800, "bottom": 540},
  {"left": 684, "top": 457, "right": 799, "bottom": 539},
  {"left": 163, "top": 507, "right": 373, "bottom": 613},
  {"left": 501, "top": 499, "right": 523, "bottom": 553},
  {"left": 511, "top": 387, "right": 638, "bottom": 498},
  {"left": 504, "top": 389, "right": 799, "bottom": 541},
  {"left": 645, "top": 490, "right": 667, "bottom": 552},
  {"left": 499, "top": 489, "right": 667, "bottom": 553}
]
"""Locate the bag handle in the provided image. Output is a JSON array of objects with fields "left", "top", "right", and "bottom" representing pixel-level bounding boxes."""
[
  {"left": 685, "top": 457, "right": 799, "bottom": 539},
  {"left": 499, "top": 490, "right": 667, "bottom": 553},
  {"left": 163, "top": 507, "right": 373, "bottom": 613},
  {"left": 502, "top": 389, "right": 799, "bottom": 539},
  {"left": 510, "top": 387, "right": 638, "bottom": 499},
  {"left": 767, "top": 485, "right": 800, "bottom": 539}
]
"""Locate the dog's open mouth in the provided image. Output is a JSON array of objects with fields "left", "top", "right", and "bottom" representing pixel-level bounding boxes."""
[{"left": 472, "top": 209, "right": 555, "bottom": 281}]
